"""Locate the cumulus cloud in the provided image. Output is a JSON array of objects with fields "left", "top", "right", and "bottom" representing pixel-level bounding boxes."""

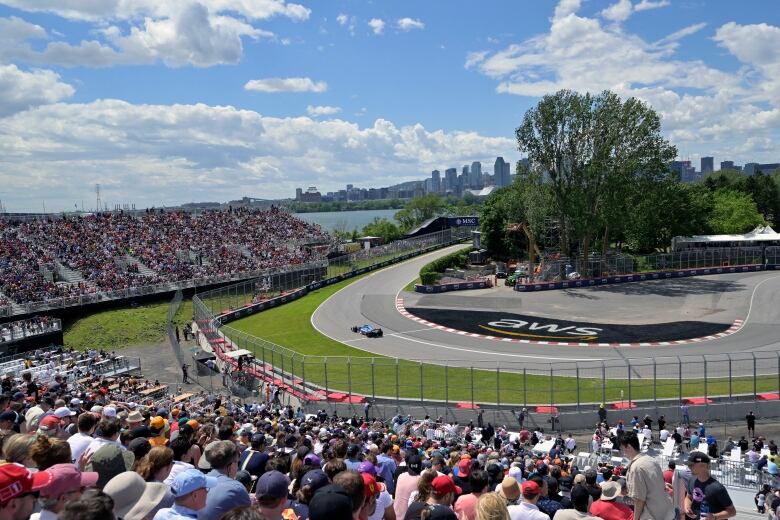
[
  {"left": 306, "top": 105, "right": 341, "bottom": 116},
  {"left": 0, "top": 99, "right": 515, "bottom": 211},
  {"left": 467, "top": 0, "right": 780, "bottom": 165},
  {"left": 0, "top": 64, "right": 74, "bottom": 116},
  {"left": 397, "top": 17, "right": 424, "bottom": 31},
  {"left": 601, "top": 0, "right": 670, "bottom": 22},
  {"left": 245, "top": 77, "right": 328, "bottom": 93},
  {"left": 368, "top": 18, "right": 385, "bottom": 35},
  {"left": 0, "top": 1, "right": 305, "bottom": 67}
]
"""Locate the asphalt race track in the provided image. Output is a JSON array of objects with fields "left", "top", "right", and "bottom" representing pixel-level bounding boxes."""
[{"left": 311, "top": 245, "right": 780, "bottom": 373}]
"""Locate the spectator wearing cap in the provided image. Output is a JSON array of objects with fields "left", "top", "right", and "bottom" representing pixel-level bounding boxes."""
[
  {"left": 153, "top": 468, "right": 213, "bottom": 520},
  {"left": 453, "top": 458, "right": 472, "bottom": 496},
  {"left": 582, "top": 468, "right": 601, "bottom": 502},
  {"left": 238, "top": 433, "right": 268, "bottom": 480},
  {"left": 309, "top": 484, "right": 355, "bottom": 520},
  {"left": 86, "top": 444, "right": 135, "bottom": 489},
  {"left": 0, "top": 411, "right": 18, "bottom": 432},
  {"left": 589, "top": 480, "right": 632, "bottom": 520},
  {"left": 200, "top": 440, "right": 251, "bottom": 519},
  {"left": 23, "top": 394, "right": 53, "bottom": 433},
  {"left": 291, "top": 469, "right": 330, "bottom": 516},
  {"left": 0, "top": 463, "right": 53, "bottom": 520},
  {"left": 620, "top": 431, "right": 674, "bottom": 520},
  {"left": 254, "top": 470, "right": 292, "bottom": 520},
  {"left": 362, "top": 470, "right": 393, "bottom": 520},
  {"left": 683, "top": 452, "right": 736, "bottom": 520},
  {"left": 345, "top": 443, "right": 362, "bottom": 471},
  {"left": 454, "top": 468, "right": 488, "bottom": 520},
  {"left": 498, "top": 477, "right": 521, "bottom": 508},
  {"left": 507, "top": 480, "right": 548, "bottom": 520},
  {"left": 394, "top": 454, "right": 423, "bottom": 519},
  {"left": 68, "top": 413, "right": 97, "bottom": 464},
  {"left": 31, "top": 463, "right": 98, "bottom": 520},
  {"left": 552, "top": 485, "right": 601, "bottom": 520},
  {"left": 405, "top": 475, "right": 460, "bottom": 520},
  {"left": 53, "top": 407, "right": 77, "bottom": 440}
]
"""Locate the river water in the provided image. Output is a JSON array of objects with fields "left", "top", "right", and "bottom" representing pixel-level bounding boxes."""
[{"left": 294, "top": 209, "right": 399, "bottom": 232}]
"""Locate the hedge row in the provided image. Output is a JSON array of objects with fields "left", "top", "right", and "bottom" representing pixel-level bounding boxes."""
[{"left": 419, "top": 248, "right": 470, "bottom": 285}]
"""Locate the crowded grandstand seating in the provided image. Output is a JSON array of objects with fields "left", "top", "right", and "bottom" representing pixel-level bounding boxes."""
[{"left": 0, "top": 208, "right": 329, "bottom": 311}]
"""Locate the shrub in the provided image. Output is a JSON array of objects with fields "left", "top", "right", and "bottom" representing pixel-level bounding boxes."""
[{"left": 418, "top": 249, "right": 469, "bottom": 285}]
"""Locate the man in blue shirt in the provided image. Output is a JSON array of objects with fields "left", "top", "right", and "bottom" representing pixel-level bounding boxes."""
[
  {"left": 199, "top": 440, "right": 251, "bottom": 519},
  {"left": 376, "top": 444, "right": 398, "bottom": 495},
  {"left": 154, "top": 469, "right": 214, "bottom": 520}
]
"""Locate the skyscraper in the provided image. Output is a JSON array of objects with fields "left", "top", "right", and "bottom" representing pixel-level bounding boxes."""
[
  {"left": 494, "top": 157, "right": 511, "bottom": 187},
  {"left": 720, "top": 160, "right": 735, "bottom": 171},
  {"left": 701, "top": 157, "right": 714, "bottom": 176},
  {"left": 431, "top": 170, "right": 441, "bottom": 193},
  {"left": 469, "top": 162, "right": 482, "bottom": 189},
  {"left": 444, "top": 168, "right": 458, "bottom": 193}
]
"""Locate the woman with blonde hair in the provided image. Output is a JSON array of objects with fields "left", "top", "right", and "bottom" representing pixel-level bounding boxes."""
[
  {"left": 2, "top": 433, "right": 35, "bottom": 467},
  {"left": 475, "top": 492, "right": 510, "bottom": 520},
  {"left": 30, "top": 435, "right": 72, "bottom": 470},
  {"left": 135, "top": 446, "right": 174, "bottom": 482}
]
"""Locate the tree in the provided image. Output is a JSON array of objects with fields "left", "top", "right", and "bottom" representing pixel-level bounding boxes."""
[
  {"left": 515, "top": 89, "right": 676, "bottom": 260},
  {"left": 479, "top": 182, "right": 528, "bottom": 259},
  {"left": 361, "top": 218, "right": 402, "bottom": 243},
  {"left": 707, "top": 189, "right": 766, "bottom": 234},
  {"left": 742, "top": 172, "right": 780, "bottom": 225},
  {"left": 394, "top": 194, "right": 447, "bottom": 231}
]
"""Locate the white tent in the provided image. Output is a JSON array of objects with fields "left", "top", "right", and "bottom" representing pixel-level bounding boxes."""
[{"left": 224, "top": 349, "right": 253, "bottom": 359}]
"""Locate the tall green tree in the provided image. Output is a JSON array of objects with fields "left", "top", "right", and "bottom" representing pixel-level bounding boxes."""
[
  {"left": 361, "top": 218, "right": 402, "bottom": 243},
  {"left": 394, "top": 194, "right": 446, "bottom": 231},
  {"left": 708, "top": 189, "right": 766, "bottom": 234}
]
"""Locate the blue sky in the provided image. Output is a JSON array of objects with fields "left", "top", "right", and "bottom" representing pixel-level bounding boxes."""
[{"left": 0, "top": 0, "right": 778, "bottom": 211}]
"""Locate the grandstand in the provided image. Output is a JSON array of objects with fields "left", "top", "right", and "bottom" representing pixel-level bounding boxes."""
[{"left": 0, "top": 207, "right": 330, "bottom": 317}]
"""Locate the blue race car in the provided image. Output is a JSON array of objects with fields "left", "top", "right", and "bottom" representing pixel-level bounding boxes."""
[{"left": 351, "top": 324, "right": 383, "bottom": 338}]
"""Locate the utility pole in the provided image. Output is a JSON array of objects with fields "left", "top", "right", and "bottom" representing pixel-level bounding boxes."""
[{"left": 95, "top": 184, "right": 101, "bottom": 212}]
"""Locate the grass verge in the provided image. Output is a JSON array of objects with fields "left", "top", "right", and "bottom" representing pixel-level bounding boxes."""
[
  {"left": 226, "top": 272, "right": 777, "bottom": 404},
  {"left": 63, "top": 296, "right": 192, "bottom": 351}
]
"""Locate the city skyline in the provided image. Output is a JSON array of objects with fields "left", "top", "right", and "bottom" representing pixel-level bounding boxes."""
[{"left": 0, "top": 0, "right": 778, "bottom": 211}]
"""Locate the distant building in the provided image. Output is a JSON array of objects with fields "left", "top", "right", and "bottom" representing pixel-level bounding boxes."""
[
  {"left": 299, "top": 186, "right": 321, "bottom": 203},
  {"left": 745, "top": 163, "right": 780, "bottom": 175},
  {"left": 720, "top": 160, "right": 739, "bottom": 171},
  {"left": 444, "top": 168, "right": 458, "bottom": 193},
  {"left": 701, "top": 156, "right": 714, "bottom": 176},
  {"left": 670, "top": 160, "right": 696, "bottom": 182},
  {"left": 295, "top": 188, "right": 303, "bottom": 200},
  {"left": 469, "top": 162, "right": 483, "bottom": 189},
  {"left": 431, "top": 170, "right": 441, "bottom": 193},
  {"left": 494, "top": 157, "right": 511, "bottom": 187}
]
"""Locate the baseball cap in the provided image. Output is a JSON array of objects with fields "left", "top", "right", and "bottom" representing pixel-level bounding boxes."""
[
  {"left": 303, "top": 453, "right": 321, "bottom": 467},
  {"left": 255, "top": 470, "right": 290, "bottom": 499},
  {"left": 688, "top": 452, "right": 711, "bottom": 465},
  {"left": 522, "top": 481, "right": 541, "bottom": 496},
  {"left": 86, "top": 444, "right": 135, "bottom": 488},
  {"left": 39, "top": 415, "right": 61, "bottom": 430},
  {"left": 457, "top": 459, "right": 471, "bottom": 477},
  {"left": 570, "top": 484, "right": 591, "bottom": 511},
  {"left": 198, "top": 441, "right": 220, "bottom": 470},
  {"left": 406, "top": 454, "right": 422, "bottom": 475},
  {"left": 103, "top": 407, "right": 117, "bottom": 418},
  {"left": 70, "top": 398, "right": 82, "bottom": 408},
  {"left": 150, "top": 416, "right": 165, "bottom": 430},
  {"left": 301, "top": 470, "right": 329, "bottom": 492},
  {"left": 431, "top": 475, "right": 462, "bottom": 496},
  {"left": 54, "top": 407, "right": 76, "bottom": 419},
  {"left": 0, "top": 411, "right": 17, "bottom": 422},
  {"left": 171, "top": 469, "right": 216, "bottom": 498},
  {"left": 308, "top": 485, "right": 353, "bottom": 520},
  {"left": 357, "top": 461, "right": 379, "bottom": 476},
  {"left": 250, "top": 433, "right": 265, "bottom": 445},
  {"left": 40, "top": 464, "right": 98, "bottom": 498},
  {"left": 362, "top": 473, "right": 380, "bottom": 498},
  {"left": 0, "top": 463, "right": 53, "bottom": 504}
]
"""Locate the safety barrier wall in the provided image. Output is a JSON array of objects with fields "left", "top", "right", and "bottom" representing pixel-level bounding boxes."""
[{"left": 414, "top": 280, "right": 491, "bottom": 293}]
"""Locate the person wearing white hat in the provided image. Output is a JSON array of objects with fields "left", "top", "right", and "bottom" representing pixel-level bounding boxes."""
[
  {"left": 103, "top": 471, "right": 171, "bottom": 520},
  {"left": 590, "top": 480, "right": 633, "bottom": 520}
]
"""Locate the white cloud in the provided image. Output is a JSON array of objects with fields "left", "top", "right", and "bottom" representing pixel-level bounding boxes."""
[
  {"left": 368, "top": 18, "right": 385, "bottom": 35},
  {"left": 397, "top": 17, "right": 424, "bottom": 31},
  {"left": 601, "top": 0, "right": 670, "bottom": 23},
  {"left": 635, "top": 0, "right": 670, "bottom": 11},
  {"left": 0, "top": 1, "right": 304, "bottom": 67},
  {"left": 464, "top": 51, "right": 488, "bottom": 69},
  {"left": 336, "top": 13, "right": 357, "bottom": 34},
  {"left": 0, "top": 64, "right": 74, "bottom": 116},
  {"left": 336, "top": 14, "right": 349, "bottom": 25},
  {"left": 0, "top": 99, "right": 515, "bottom": 211},
  {"left": 601, "top": 0, "right": 633, "bottom": 22},
  {"left": 244, "top": 77, "right": 328, "bottom": 93},
  {"left": 306, "top": 105, "right": 341, "bottom": 116},
  {"left": 468, "top": 0, "right": 780, "bottom": 166}
]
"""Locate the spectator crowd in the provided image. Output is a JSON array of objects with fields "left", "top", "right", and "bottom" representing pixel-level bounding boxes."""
[{"left": 0, "top": 208, "right": 329, "bottom": 311}]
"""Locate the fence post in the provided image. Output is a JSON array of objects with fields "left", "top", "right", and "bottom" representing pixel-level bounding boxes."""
[
  {"left": 703, "top": 358, "right": 708, "bottom": 417},
  {"left": 324, "top": 359, "right": 329, "bottom": 395},
  {"left": 523, "top": 368, "right": 527, "bottom": 408},
  {"left": 471, "top": 367, "right": 475, "bottom": 409},
  {"left": 549, "top": 365, "right": 554, "bottom": 410},
  {"left": 371, "top": 359, "right": 376, "bottom": 402},
  {"left": 777, "top": 353, "right": 780, "bottom": 396},
  {"left": 496, "top": 365, "right": 500, "bottom": 411},
  {"left": 395, "top": 358, "right": 400, "bottom": 405},
  {"left": 576, "top": 365, "right": 580, "bottom": 412},
  {"left": 677, "top": 357, "right": 682, "bottom": 403},
  {"left": 348, "top": 357, "right": 352, "bottom": 398},
  {"left": 753, "top": 353, "right": 757, "bottom": 401},
  {"left": 728, "top": 354, "right": 732, "bottom": 399},
  {"left": 601, "top": 362, "right": 606, "bottom": 406},
  {"left": 652, "top": 360, "right": 657, "bottom": 412},
  {"left": 301, "top": 356, "right": 306, "bottom": 397},
  {"left": 420, "top": 361, "right": 424, "bottom": 405},
  {"left": 445, "top": 365, "right": 449, "bottom": 413},
  {"left": 627, "top": 361, "right": 632, "bottom": 407}
]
